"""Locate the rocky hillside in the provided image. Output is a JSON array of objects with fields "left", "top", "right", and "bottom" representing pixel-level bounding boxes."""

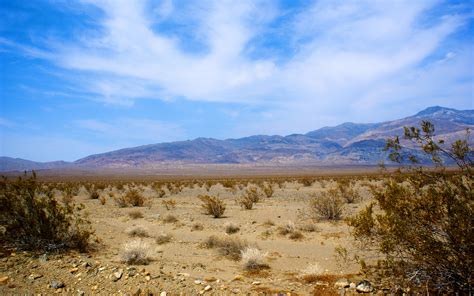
[
  {"left": 1, "top": 106, "right": 472, "bottom": 171},
  {"left": 73, "top": 106, "right": 473, "bottom": 168}
]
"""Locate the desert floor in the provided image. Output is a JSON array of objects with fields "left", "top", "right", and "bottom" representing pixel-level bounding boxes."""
[{"left": 0, "top": 176, "right": 377, "bottom": 295}]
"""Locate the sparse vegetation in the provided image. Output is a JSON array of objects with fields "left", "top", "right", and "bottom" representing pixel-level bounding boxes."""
[
  {"left": 204, "top": 235, "right": 249, "bottom": 260},
  {"left": 349, "top": 121, "right": 473, "bottom": 293},
  {"left": 241, "top": 247, "right": 269, "bottom": 271},
  {"left": 309, "top": 191, "right": 344, "bottom": 220},
  {"left": 128, "top": 210, "right": 144, "bottom": 219},
  {"left": 125, "top": 225, "right": 149, "bottom": 238},
  {"left": 162, "top": 214, "right": 178, "bottom": 223},
  {"left": 161, "top": 199, "right": 177, "bottom": 210},
  {"left": 0, "top": 173, "right": 93, "bottom": 252},
  {"left": 155, "top": 232, "right": 172, "bottom": 245},
  {"left": 198, "top": 194, "right": 226, "bottom": 218},
  {"left": 115, "top": 189, "right": 147, "bottom": 207},
  {"left": 120, "top": 239, "right": 152, "bottom": 265},
  {"left": 224, "top": 222, "right": 240, "bottom": 234},
  {"left": 191, "top": 222, "right": 204, "bottom": 231}
]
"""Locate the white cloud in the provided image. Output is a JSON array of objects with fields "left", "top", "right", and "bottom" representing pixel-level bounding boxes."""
[{"left": 3, "top": 0, "right": 472, "bottom": 132}]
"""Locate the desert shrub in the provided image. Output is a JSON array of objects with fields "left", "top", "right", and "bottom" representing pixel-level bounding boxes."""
[
  {"left": 161, "top": 199, "right": 176, "bottom": 210},
  {"left": 288, "top": 230, "right": 304, "bottom": 240},
  {"left": 309, "top": 191, "right": 344, "bottom": 221},
  {"left": 299, "top": 177, "right": 314, "bottom": 187},
  {"left": 120, "top": 239, "right": 152, "bottom": 265},
  {"left": 241, "top": 247, "right": 269, "bottom": 271},
  {"left": 262, "top": 219, "right": 275, "bottom": 227},
  {"left": 128, "top": 210, "right": 143, "bottom": 219},
  {"left": 115, "top": 189, "right": 146, "bottom": 207},
  {"left": 277, "top": 220, "right": 296, "bottom": 235},
  {"left": 89, "top": 189, "right": 99, "bottom": 199},
  {"left": 198, "top": 195, "right": 226, "bottom": 218},
  {"left": 244, "top": 186, "right": 261, "bottom": 203},
  {"left": 204, "top": 235, "right": 249, "bottom": 260},
  {"left": 162, "top": 214, "right": 178, "bottom": 223},
  {"left": 191, "top": 222, "right": 204, "bottom": 231},
  {"left": 155, "top": 232, "right": 172, "bottom": 245},
  {"left": 0, "top": 173, "right": 93, "bottom": 252},
  {"left": 334, "top": 180, "right": 361, "bottom": 203},
  {"left": 348, "top": 121, "right": 473, "bottom": 293},
  {"left": 124, "top": 189, "right": 146, "bottom": 206},
  {"left": 299, "top": 223, "right": 319, "bottom": 233},
  {"left": 152, "top": 184, "right": 166, "bottom": 198},
  {"left": 126, "top": 225, "right": 149, "bottom": 238},
  {"left": 99, "top": 195, "right": 107, "bottom": 205},
  {"left": 236, "top": 194, "right": 254, "bottom": 210},
  {"left": 224, "top": 222, "right": 240, "bottom": 234},
  {"left": 261, "top": 183, "right": 274, "bottom": 198}
]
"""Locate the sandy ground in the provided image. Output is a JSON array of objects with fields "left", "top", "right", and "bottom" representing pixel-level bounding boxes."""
[{"left": 0, "top": 178, "right": 376, "bottom": 295}]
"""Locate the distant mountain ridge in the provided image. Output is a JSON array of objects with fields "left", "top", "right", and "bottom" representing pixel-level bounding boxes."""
[{"left": 1, "top": 106, "right": 473, "bottom": 171}]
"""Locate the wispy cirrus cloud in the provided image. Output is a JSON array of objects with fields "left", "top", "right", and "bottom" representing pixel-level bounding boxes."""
[{"left": 1, "top": 0, "right": 472, "bottom": 159}]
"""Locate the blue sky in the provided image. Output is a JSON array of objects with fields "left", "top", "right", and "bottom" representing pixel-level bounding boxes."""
[{"left": 1, "top": 0, "right": 473, "bottom": 161}]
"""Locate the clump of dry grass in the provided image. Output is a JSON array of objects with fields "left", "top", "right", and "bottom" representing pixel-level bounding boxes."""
[
  {"left": 224, "top": 222, "right": 240, "bottom": 234},
  {"left": 126, "top": 225, "right": 149, "bottom": 238},
  {"left": 241, "top": 247, "right": 269, "bottom": 271},
  {"left": 191, "top": 222, "right": 204, "bottom": 231},
  {"left": 99, "top": 195, "right": 107, "bottom": 205},
  {"left": 155, "top": 232, "right": 172, "bottom": 245},
  {"left": 120, "top": 239, "right": 152, "bottom": 265},
  {"left": 277, "top": 221, "right": 304, "bottom": 240},
  {"left": 277, "top": 221, "right": 296, "bottom": 235},
  {"left": 161, "top": 199, "right": 176, "bottom": 210},
  {"left": 162, "top": 214, "right": 178, "bottom": 223},
  {"left": 262, "top": 219, "right": 275, "bottom": 227},
  {"left": 128, "top": 210, "right": 144, "bottom": 219},
  {"left": 198, "top": 195, "right": 226, "bottom": 218},
  {"left": 288, "top": 230, "right": 304, "bottom": 240},
  {"left": 203, "top": 235, "right": 249, "bottom": 260},
  {"left": 299, "top": 223, "right": 319, "bottom": 233}
]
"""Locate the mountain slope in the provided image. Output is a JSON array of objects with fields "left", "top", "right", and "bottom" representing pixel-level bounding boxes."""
[
  {"left": 2, "top": 106, "right": 472, "bottom": 171},
  {"left": 0, "top": 157, "right": 72, "bottom": 172}
]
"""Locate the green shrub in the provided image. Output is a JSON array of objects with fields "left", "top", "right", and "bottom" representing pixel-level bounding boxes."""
[
  {"left": 0, "top": 172, "right": 93, "bottom": 252},
  {"left": 348, "top": 121, "right": 473, "bottom": 293}
]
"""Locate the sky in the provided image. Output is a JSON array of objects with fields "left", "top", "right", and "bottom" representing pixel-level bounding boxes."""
[{"left": 0, "top": 0, "right": 473, "bottom": 162}]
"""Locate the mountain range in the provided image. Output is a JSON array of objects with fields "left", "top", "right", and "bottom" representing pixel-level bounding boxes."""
[{"left": 1, "top": 106, "right": 473, "bottom": 172}]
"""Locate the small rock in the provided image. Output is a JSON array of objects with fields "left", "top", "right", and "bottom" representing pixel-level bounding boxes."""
[
  {"left": 28, "top": 274, "right": 43, "bottom": 280},
  {"left": 356, "top": 280, "right": 373, "bottom": 293},
  {"left": 145, "top": 275, "right": 151, "bottom": 281},
  {"left": 113, "top": 269, "right": 123, "bottom": 282},
  {"left": 350, "top": 282, "right": 356, "bottom": 289},
  {"left": 334, "top": 278, "right": 350, "bottom": 288},
  {"left": 178, "top": 272, "right": 190, "bottom": 277},
  {"left": 194, "top": 280, "right": 203, "bottom": 285},
  {"left": 50, "top": 280, "right": 65, "bottom": 289},
  {"left": 232, "top": 275, "right": 243, "bottom": 282},
  {"left": 69, "top": 267, "right": 79, "bottom": 273},
  {"left": 252, "top": 281, "right": 261, "bottom": 285},
  {"left": 231, "top": 288, "right": 241, "bottom": 294},
  {"left": 77, "top": 289, "right": 85, "bottom": 296},
  {"left": 0, "top": 276, "right": 8, "bottom": 285},
  {"left": 204, "top": 285, "right": 212, "bottom": 291},
  {"left": 160, "top": 292, "right": 167, "bottom": 296}
]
